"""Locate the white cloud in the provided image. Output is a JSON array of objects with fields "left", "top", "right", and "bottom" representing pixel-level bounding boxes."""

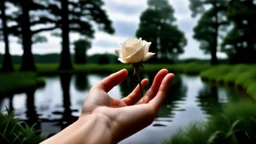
[
  {"left": 107, "top": 13, "right": 140, "bottom": 23},
  {"left": 88, "top": 32, "right": 129, "bottom": 55},
  {"left": 104, "top": 0, "right": 147, "bottom": 7}
]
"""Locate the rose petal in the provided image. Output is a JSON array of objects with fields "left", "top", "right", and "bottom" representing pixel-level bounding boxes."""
[
  {"left": 143, "top": 41, "right": 151, "bottom": 56},
  {"left": 143, "top": 52, "right": 155, "bottom": 62},
  {"left": 118, "top": 58, "right": 128, "bottom": 64},
  {"left": 124, "top": 44, "right": 146, "bottom": 63},
  {"left": 131, "top": 38, "right": 143, "bottom": 48},
  {"left": 125, "top": 38, "right": 139, "bottom": 47},
  {"left": 115, "top": 49, "right": 120, "bottom": 56},
  {"left": 121, "top": 43, "right": 137, "bottom": 58}
]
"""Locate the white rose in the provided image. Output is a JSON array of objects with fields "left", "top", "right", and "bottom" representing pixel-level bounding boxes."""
[{"left": 115, "top": 38, "right": 155, "bottom": 64}]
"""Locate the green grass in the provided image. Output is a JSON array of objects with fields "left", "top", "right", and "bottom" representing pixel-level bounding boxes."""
[
  {"left": 0, "top": 63, "right": 209, "bottom": 75},
  {"left": 34, "top": 63, "right": 210, "bottom": 75},
  {"left": 0, "top": 110, "right": 44, "bottom": 143},
  {"left": 0, "top": 72, "right": 45, "bottom": 96},
  {"left": 200, "top": 65, "right": 232, "bottom": 83},
  {"left": 163, "top": 100, "right": 256, "bottom": 144},
  {"left": 200, "top": 65, "right": 256, "bottom": 100},
  {"left": 2, "top": 63, "right": 256, "bottom": 99},
  {"left": 0, "top": 63, "right": 207, "bottom": 97}
]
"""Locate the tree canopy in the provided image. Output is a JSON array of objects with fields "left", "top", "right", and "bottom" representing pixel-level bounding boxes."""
[
  {"left": 189, "top": 0, "right": 228, "bottom": 65},
  {"left": 47, "top": 0, "right": 114, "bottom": 70},
  {"left": 0, "top": 0, "right": 114, "bottom": 71},
  {"left": 221, "top": 0, "right": 256, "bottom": 63},
  {"left": 136, "top": 0, "right": 186, "bottom": 63}
]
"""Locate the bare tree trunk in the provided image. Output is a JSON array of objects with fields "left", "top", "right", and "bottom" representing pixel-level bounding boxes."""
[
  {"left": 1, "top": 0, "right": 14, "bottom": 72},
  {"left": 211, "top": 4, "right": 219, "bottom": 65},
  {"left": 59, "top": 0, "right": 73, "bottom": 70},
  {"left": 20, "top": 0, "right": 36, "bottom": 71}
]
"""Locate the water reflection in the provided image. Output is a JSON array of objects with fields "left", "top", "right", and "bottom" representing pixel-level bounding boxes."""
[
  {"left": 0, "top": 74, "right": 251, "bottom": 144},
  {"left": 159, "top": 75, "right": 187, "bottom": 116},
  {"left": 196, "top": 85, "right": 223, "bottom": 117},
  {"left": 119, "top": 72, "right": 142, "bottom": 97},
  {"left": 74, "top": 74, "right": 89, "bottom": 91},
  {"left": 25, "top": 89, "right": 40, "bottom": 132},
  {"left": 153, "top": 75, "right": 187, "bottom": 127},
  {"left": 9, "top": 95, "right": 14, "bottom": 111},
  {"left": 196, "top": 84, "right": 249, "bottom": 118},
  {"left": 58, "top": 74, "right": 77, "bottom": 129}
]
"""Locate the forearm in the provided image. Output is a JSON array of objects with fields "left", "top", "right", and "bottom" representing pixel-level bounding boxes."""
[{"left": 41, "top": 114, "right": 113, "bottom": 144}]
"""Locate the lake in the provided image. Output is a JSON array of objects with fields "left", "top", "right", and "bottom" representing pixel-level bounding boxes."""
[{"left": 0, "top": 73, "right": 249, "bottom": 144}]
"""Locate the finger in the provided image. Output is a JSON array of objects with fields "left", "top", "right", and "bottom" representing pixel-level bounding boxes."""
[
  {"left": 136, "top": 69, "right": 168, "bottom": 104},
  {"left": 149, "top": 73, "right": 175, "bottom": 111},
  {"left": 95, "top": 69, "right": 128, "bottom": 92},
  {"left": 122, "top": 79, "right": 149, "bottom": 105}
]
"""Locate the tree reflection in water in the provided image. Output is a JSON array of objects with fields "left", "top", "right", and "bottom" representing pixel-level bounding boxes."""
[
  {"left": 74, "top": 73, "right": 89, "bottom": 91},
  {"left": 196, "top": 84, "right": 250, "bottom": 118},
  {"left": 119, "top": 71, "right": 140, "bottom": 97},
  {"left": 196, "top": 85, "right": 223, "bottom": 117},
  {"left": 9, "top": 95, "right": 14, "bottom": 111},
  {"left": 58, "top": 74, "right": 77, "bottom": 129},
  {"left": 21, "top": 74, "right": 78, "bottom": 137},
  {"left": 151, "top": 73, "right": 187, "bottom": 127},
  {"left": 24, "top": 89, "right": 40, "bottom": 134}
]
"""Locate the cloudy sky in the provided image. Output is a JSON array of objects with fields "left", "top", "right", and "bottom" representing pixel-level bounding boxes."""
[{"left": 0, "top": 0, "right": 227, "bottom": 59}]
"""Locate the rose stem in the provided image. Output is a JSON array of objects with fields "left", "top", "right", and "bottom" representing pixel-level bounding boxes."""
[{"left": 134, "top": 64, "right": 143, "bottom": 98}]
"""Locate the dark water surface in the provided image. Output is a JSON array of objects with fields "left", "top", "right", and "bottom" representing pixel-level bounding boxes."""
[{"left": 0, "top": 73, "right": 249, "bottom": 144}]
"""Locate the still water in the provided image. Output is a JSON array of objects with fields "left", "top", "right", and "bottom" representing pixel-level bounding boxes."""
[{"left": 0, "top": 73, "right": 249, "bottom": 144}]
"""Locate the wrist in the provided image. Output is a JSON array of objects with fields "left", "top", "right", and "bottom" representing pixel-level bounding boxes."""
[
  {"left": 41, "top": 113, "right": 113, "bottom": 144},
  {"left": 79, "top": 113, "right": 113, "bottom": 144}
]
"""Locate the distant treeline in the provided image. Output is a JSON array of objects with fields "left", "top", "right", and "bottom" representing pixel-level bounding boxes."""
[
  {"left": 0, "top": 53, "right": 119, "bottom": 64},
  {"left": 0, "top": 53, "right": 228, "bottom": 65},
  {"left": 178, "top": 58, "right": 228, "bottom": 64}
]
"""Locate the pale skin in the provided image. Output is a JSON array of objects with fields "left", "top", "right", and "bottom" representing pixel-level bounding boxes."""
[{"left": 41, "top": 69, "right": 175, "bottom": 144}]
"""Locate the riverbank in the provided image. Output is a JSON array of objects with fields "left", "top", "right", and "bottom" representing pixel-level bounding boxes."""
[
  {"left": 35, "top": 63, "right": 209, "bottom": 75},
  {"left": 0, "top": 63, "right": 208, "bottom": 96},
  {"left": 200, "top": 64, "right": 256, "bottom": 100},
  {"left": 2, "top": 63, "right": 256, "bottom": 98},
  {"left": 0, "top": 63, "right": 204, "bottom": 97},
  {"left": 163, "top": 100, "right": 256, "bottom": 143},
  {"left": 0, "top": 72, "right": 45, "bottom": 97}
]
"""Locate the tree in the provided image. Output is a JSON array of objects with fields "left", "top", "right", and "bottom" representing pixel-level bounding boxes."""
[
  {"left": 74, "top": 39, "right": 91, "bottom": 64},
  {"left": 9, "top": 0, "right": 58, "bottom": 71},
  {"left": 136, "top": 0, "right": 186, "bottom": 63},
  {"left": 0, "top": 0, "right": 13, "bottom": 71},
  {"left": 221, "top": 0, "right": 256, "bottom": 64},
  {"left": 189, "top": 0, "right": 228, "bottom": 65},
  {"left": 48, "top": 0, "right": 114, "bottom": 70}
]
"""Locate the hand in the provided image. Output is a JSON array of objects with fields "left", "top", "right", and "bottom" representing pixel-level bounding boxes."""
[{"left": 41, "top": 69, "right": 174, "bottom": 144}]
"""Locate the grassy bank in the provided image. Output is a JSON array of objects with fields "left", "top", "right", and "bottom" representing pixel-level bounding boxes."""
[
  {"left": 200, "top": 64, "right": 256, "bottom": 100},
  {"left": 35, "top": 63, "right": 210, "bottom": 75},
  {"left": 163, "top": 100, "right": 256, "bottom": 144},
  {"left": 0, "top": 110, "right": 43, "bottom": 143},
  {"left": 2, "top": 63, "right": 209, "bottom": 75},
  {"left": 0, "top": 72, "right": 45, "bottom": 97},
  {"left": 0, "top": 63, "right": 207, "bottom": 96}
]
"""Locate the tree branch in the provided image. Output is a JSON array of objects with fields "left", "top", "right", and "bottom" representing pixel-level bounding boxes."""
[
  {"left": 32, "top": 25, "right": 58, "bottom": 35},
  {"left": 31, "top": 17, "right": 58, "bottom": 26}
]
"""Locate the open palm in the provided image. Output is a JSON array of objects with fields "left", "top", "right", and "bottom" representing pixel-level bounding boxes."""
[{"left": 81, "top": 69, "right": 174, "bottom": 143}]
